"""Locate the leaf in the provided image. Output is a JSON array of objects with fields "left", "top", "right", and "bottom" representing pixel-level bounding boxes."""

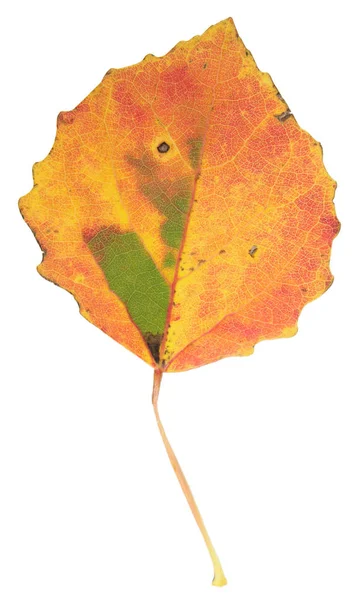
[
  {"left": 19, "top": 18, "right": 339, "bottom": 586},
  {"left": 19, "top": 18, "right": 339, "bottom": 373}
]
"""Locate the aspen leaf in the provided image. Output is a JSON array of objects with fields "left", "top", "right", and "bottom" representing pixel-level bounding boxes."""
[{"left": 19, "top": 18, "right": 339, "bottom": 586}]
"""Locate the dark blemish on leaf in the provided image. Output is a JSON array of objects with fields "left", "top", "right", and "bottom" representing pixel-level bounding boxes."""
[
  {"left": 189, "top": 267, "right": 195, "bottom": 271},
  {"left": 203, "top": 63, "right": 207, "bottom": 69},
  {"left": 275, "top": 109, "right": 292, "bottom": 122},
  {"left": 198, "top": 259, "right": 206, "bottom": 265},
  {"left": 276, "top": 91, "right": 286, "bottom": 103},
  {"left": 249, "top": 245, "right": 258, "bottom": 257},
  {"left": 157, "top": 142, "right": 170, "bottom": 153},
  {"left": 144, "top": 333, "right": 162, "bottom": 364},
  {"left": 245, "top": 50, "right": 249, "bottom": 56},
  {"left": 301, "top": 287, "right": 307, "bottom": 292},
  {"left": 219, "top": 249, "right": 226, "bottom": 255}
]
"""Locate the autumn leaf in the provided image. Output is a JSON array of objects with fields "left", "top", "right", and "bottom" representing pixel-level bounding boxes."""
[{"left": 19, "top": 18, "right": 339, "bottom": 586}]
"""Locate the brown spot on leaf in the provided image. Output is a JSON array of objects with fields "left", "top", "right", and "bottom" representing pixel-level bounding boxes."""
[
  {"left": 249, "top": 245, "right": 258, "bottom": 257},
  {"left": 157, "top": 142, "right": 170, "bottom": 153},
  {"left": 275, "top": 109, "right": 292, "bottom": 122},
  {"left": 276, "top": 91, "right": 286, "bottom": 103},
  {"left": 144, "top": 333, "right": 162, "bottom": 364}
]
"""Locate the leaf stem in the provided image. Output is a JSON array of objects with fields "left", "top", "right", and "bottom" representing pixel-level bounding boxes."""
[{"left": 151, "top": 369, "right": 227, "bottom": 587}]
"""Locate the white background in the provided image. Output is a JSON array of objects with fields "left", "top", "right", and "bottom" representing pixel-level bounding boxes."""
[{"left": 1, "top": 1, "right": 355, "bottom": 598}]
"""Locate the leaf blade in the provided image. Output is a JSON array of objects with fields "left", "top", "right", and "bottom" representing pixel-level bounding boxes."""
[{"left": 19, "top": 18, "right": 339, "bottom": 370}]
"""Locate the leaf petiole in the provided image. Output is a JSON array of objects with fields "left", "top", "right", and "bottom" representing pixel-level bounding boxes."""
[{"left": 152, "top": 369, "right": 227, "bottom": 587}]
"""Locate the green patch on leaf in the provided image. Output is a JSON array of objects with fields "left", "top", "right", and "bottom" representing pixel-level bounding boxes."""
[
  {"left": 140, "top": 183, "right": 191, "bottom": 249},
  {"left": 161, "top": 212, "right": 185, "bottom": 249},
  {"left": 188, "top": 138, "right": 203, "bottom": 169},
  {"left": 87, "top": 228, "right": 170, "bottom": 336},
  {"left": 163, "top": 251, "right": 176, "bottom": 268},
  {"left": 127, "top": 153, "right": 192, "bottom": 252}
]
